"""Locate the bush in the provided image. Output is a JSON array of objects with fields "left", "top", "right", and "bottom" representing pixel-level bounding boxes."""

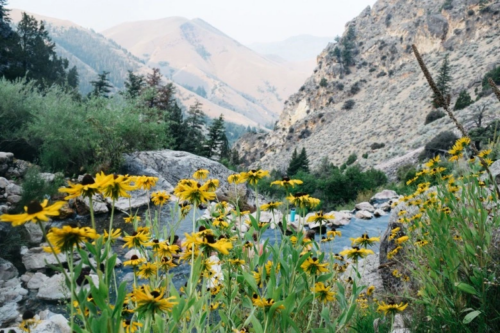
[
  {"left": 18, "top": 166, "right": 64, "bottom": 211},
  {"left": 370, "top": 142, "right": 385, "bottom": 150},
  {"left": 319, "top": 78, "right": 328, "bottom": 87},
  {"left": 481, "top": 66, "right": 500, "bottom": 95},
  {"left": 346, "top": 153, "right": 358, "bottom": 165},
  {"left": 454, "top": 90, "right": 474, "bottom": 110},
  {"left": 336, "top": 83, "right": 344, "bottom": 91},
  {"left": 420, "top": 131, "right": 458, "bottom": 160},
  {"left": 424, "top": 110, "right": 446, "bottom": 124},
  {"left": 362, "top": 153, "right": 369, "bottom": 159},
  {"left": 396, "top": 164, "right": 417, "bottom": 183},
  {"left": 342, "top": 99, "right": 355, "bottom": 110},
  {"left": 350, "top": 82, "right": 361, "bottom": 95}
]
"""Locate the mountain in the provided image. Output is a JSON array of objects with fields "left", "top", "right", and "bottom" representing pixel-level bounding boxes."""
[
  {"left": 235, "top": 0, "right": 500, "bottom": 173},
  {"left": 102, "top": 18, "right": 308, "bottom": 126},
  {"left": 8, "top": 9, "right": 268, "bottom": 127},
  {"left": 248, "top": 35, "right": 334, "bottom": 62}
]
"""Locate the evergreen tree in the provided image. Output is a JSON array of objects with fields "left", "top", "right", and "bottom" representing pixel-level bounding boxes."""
[
  {"left": 433, "top": 54, "right": 452, "bottom": 107},
  {"left": 123, "top": 70, "right": 144, "bottom": 99},
  {"left": 298, "top": 147, "right": 310, "bottom": 173},
  {"left": 0, "top": 0, "right": 21, "bottom": 79},
  {"left": 181, "top": 100, "right": 206, "bottom": 154},
  {"left": 287, "top": 148, "right": 301, "bottom": 176},
  {"left": 230, "top": 149, "right": 240, "bottom": 165},
  {"left": 89, "top": 71, "right": 113, "bottom": 98},
  {"left": 67, "top": 66, "right": 79, "bottom": 89},
  {"left": 167, "top": 102, "right": 186, "bottom": 150},
  {"left": 454, "top": 90, "right": 474, "bottom": 110},
  {"left": 341, "top": 25, "right": 356, "bottom": 68},
  {"left": 203, "top": 114, "right": 228, "bottom": 159}
]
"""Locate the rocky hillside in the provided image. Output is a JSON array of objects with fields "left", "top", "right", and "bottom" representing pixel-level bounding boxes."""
[
  {"left": 235, "top": 0, "right": 500, "bottom": 173},
  {"left": 103, "top": 17, "right": 308, "bottom": 126}
]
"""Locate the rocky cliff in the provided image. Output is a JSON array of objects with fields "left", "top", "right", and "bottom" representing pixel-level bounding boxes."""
[{"left": 235, "top": 0, "right": 500, "bottom": 174}]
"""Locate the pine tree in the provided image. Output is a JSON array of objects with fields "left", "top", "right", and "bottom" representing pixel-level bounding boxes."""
[
  {"left": 124, "top": 70, "right": 144, "bottom": 99},
  {"left": 0, "top": 1, "right": 20, "bottom": 79},
  {"left": 203, "top": 114, "right": 228, "bottom": 159},
  {"left": 12, "top": 13, "right": 69, "bottom": 88},
  {"left": 67, "top": 66, "right": 79, "bottom": 89},
  {"left": 298, "top": 147, "right": 310, "bottom": 173},
  {"left": 89, "top": 71, "right": 113, "bottom": 98},
  {"left": 287, "top": 148, "right": 301, "bottom": 176},
  {"left": 181, "top": 100, "right": 206, "bottom": 154},
  {"left": 230, "top": 149, "right": 240, "bottom": 165},
  {"left": 454, "top": 90, "right": 474, "bottom": 110},
  {"left": 167, "top": 102, "right": 185, "bottom": 150},
  {"left": 433, "top": 54, "right": 452, "bottom": 108}
]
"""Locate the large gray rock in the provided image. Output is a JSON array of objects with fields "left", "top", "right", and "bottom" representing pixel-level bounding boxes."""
[
  {"left": 22, "top": 246, "right": 74, "bottom": 271},
  {"left": 24, "top": 222, "right": 44, "bottom": 244},
  {"left": 5, "top": 183, "right": 22, "bottom": 196},
  {"left": 370, "top": 190, "right": 399, "bottom": 204},
  {"left": 27, "top": 272, "right": 49, "bottom": 290},
  {"left": 355, "top": 210, "right": 373, "bottom": 220},
  {"left": 37, "top": 273, "right": 98, "bottom": 300},
  {"left": 75, "top": 195, "right": 109, "bottom": 215},
  {"left": 0, "top": 177, "right": 9, "bottom": 188},
  {"left": 355, "top": 202, "right": 375, "bottom": 212},
  {"left": 123, "top": 150, "right": 260, "bottom": 208},
  {"left": 0, "top": 152, "right": 14, "bottom": 164},
  {"left": 0, "top": 258, "right": 18, "bottom": 282},
  {"left": 6, "top": 159, "right": 31, "bottom": 179},
  {"left": 426, "top": 14, "right": 449, "bottom": 39},
  {"left": 0, "top": 301, "right": 20, "bottom": 327}
]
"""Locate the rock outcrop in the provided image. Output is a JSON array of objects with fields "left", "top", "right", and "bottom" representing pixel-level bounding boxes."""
[{"left": 235, "top": 0, "right": 500, "bottom": 174}]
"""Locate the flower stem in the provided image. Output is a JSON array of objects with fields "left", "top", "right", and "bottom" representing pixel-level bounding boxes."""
[{"left": 88, "top": 196, "right": 95, "bottom": 230}]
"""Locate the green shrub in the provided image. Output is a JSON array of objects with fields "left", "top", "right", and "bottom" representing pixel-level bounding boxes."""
[
  {"left": 420, "top": 131, "right": 458, "bottom": 160},
  {"left": 319, "top": 78, "right": 328, "bottom": 87},
  {"left": 342, "top": 99, "right": 355, "bottom": 110},
  {"left": 346, "top": 153, "right": 358, "bottom": 165},
  {"left": 454, "top": 90, "right": 474, "bottom": 110},
  {"left": 397, "top": 164, "right": 417, "bottom": 183},
  {"left": 424, "top": 110, "right": 445, "bottom": 124},
  {"left": 18, "top": 166, "right": 64, "bottom": 211},
  {"left": 482, "top": 66, "right": 500, "bottom": 95},
  {"left": 370, "top": 142, "right": 385, "bottom": 150},
  {"left": 362, "top": 152, "right": 369, "bottom": 159}
]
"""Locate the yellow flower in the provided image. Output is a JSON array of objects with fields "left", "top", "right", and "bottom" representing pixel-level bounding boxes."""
[
  {"left": 327, "top": 228, "right": 342, "bottom": 239},
  {"left": 151, "top": 191, "right": 170, "bottom": 206},
  {"left": 122, "top": 230, "right": 150, "bottom": 248},
  {"left": 424, "top": 155, "right": 441, "bottom": 168},
  {"left": 193, "top": 169, "right": 209, "bottom": 180},
  {"left": 124, "top": 215, "right": 141, "bottom": 224},
  {"left": 367, "top": 286, "right": 375, "bottom": 296},
  {"left": 392, "top": 269, "right": 402, "bottom": 278},
  {"left": 339, "top": 247, "right": 374, "bottom": 261},
  {"left": 350, "top": 233, "right": 380, "bottom": 248},
  {"left": 46, "top": 225, "right": 98, "bottom": 252},
  {"left": 58, "top": 174, "right": 112, "bottom": 199},
  {"left": 387, "top": 246, "right": 402, "bottom": 259},
  {"left": 478, "top": 149, "right": 492, "bottom": 158},
  {"left": 228, "top": 258, "right": 245, "bottom": 266},
  {"left": 270, "top": 176, "right": 303, "bottom": 189},
  {"left": 414, "top": 239, "right": 429, "bottom": 247},
  {"left": 389, "top": 227, "right": 400, "bottom": 241},
  {"left": 228, "top": 173, "right": 244, "bottom": 184},
  {"left": 396, "top": 235, "right": 409, "bottom": 245},
  {"left": 154, "top": 242, "right": 180, "bottom": 258},
  {"left": 135, "top": 176, "right": 158, "bottom": 190},
  {"left": 287, "top": 192, "right": 320, "bottom": 209},
  {"left": 260, "top": 201, "right": 282, "bottom": 212},
  {"left": 103, "top": 228, "right": 121, "bottom": 243},
  {"left": 300, "top": 256, "right": 329, "bottom": 275},
  {"left": 160, "top": 256, "right": 177, "bottom": 270},
  {"left": 240, "top": 169, "right": 269, "bottom": 185},
  {"left": 19, "top": 311, "right": 40, "bottom": 332},
  {"left": 312, "top": 282, "right": 336, "bottom": 303},
  {"left": 123, "top": 320, "right": 143, "bottom": 333},
  {"left": 377, "top": 301, "right": 408, "bottom": 316},
  {"left": 252, "top": 294, "right": 285, "bottom": 310},
  {"left": 203, "top": 179, "right": 220, "bottom": 191},
  {"left": 453, "top": 234, "right": 463, "bottom": 242},
  {"left": 1, "top": 200, "right": 66, "bottom": 226},
  {"left": 123, "top": 255, "right": 146, "bottom": 267},
  {"left": 213, "top": 217, "right": 230, "bottom": 228},
  {"left": 307, "top": 211, "right": 335, "bottom": 224},
  {"left": 177, "top": 182, "right": 216, "bottom": 205},
  {"left": 136, "top": 262, "right": 158, "bottom": 279},
  {"left": 134, "top": 286, "right": 177, "bottom": 315},
  {"left": 98, "top": 173, "right": 137, "bottom": 199}
]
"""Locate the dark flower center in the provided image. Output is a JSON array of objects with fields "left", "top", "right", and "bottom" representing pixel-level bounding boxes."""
[
  {"left": 125, "top": 320, "right": 131, "bottom": 325},
  {"left": 312, "top": 257, "right": 318, "bottom": 261},
  {"left": 27, "top": 201, "right": 43, "bottom": 214},
  {"left": 282, "top": 176, "right": 290, "bottom": 181},
  {"left": 151, "top": 291, "right": 160, "bottom": 298},
  {"left": 22, "top": 310, "right": 35, "bottom": 320},
  {"left": 131, "top": 255, "right": 139, "bottom": 260},
  {"left": 81, "top": 174, "right": 95, "bottom": 186},
  {"left": 252, "top": 293, "right": 258, "bottom": 299},
  {"left": 205, "top": 235, "right": 216, "bottom": 244},
  {"left": 153, "top": 239, "right": 159, "bottom": 244}
]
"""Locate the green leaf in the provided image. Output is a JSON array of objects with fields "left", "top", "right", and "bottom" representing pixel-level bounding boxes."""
[
  {"left": 455, "top": 282, "right": 478, "bottom": 295},
  {"left": 463, "top": 310, "right": 481, "bottom": 324}
]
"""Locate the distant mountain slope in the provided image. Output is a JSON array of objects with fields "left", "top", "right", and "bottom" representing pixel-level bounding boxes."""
[
  {"left": 102, "top": 17, "right": 308, "bottom": 126},
  {"left": 248, "top": 35, "right": 334, "bottom": 62},
  {"left": 235, "top": 0, "right": 500, "bottom": 171},
  {"left": 8, "top": 9, "right": 262, "bottom": 127}
]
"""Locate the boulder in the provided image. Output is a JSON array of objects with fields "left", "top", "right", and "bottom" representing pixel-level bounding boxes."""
[
  {"left": 379, "top": 202, "right": 391, "bottom": 212},
  {"left": 0, "top": 152, "right": 14, "bottom": 164},
  {"left": 0, "top": 176, "right": 10, "bottom": 189},
  {"left": 124, "top": 249, "right": 142, "bottom": 260},
  {"left": 370, "top": 190, "right": 399, "bottom": 204},
  {"left": 7, "top": 194, "right": 21, "bottom": 204},
  {"left": 5, "top": 183, "right": 22, "bottom": 196},
  {"left": 75, "top": 195, "right": 108, "bottom": 215},
  {"left": 20, "top": 272, "right": 33, "bottom": 284},
  {"left": 6, "top": 159, "right": 31, "bottom": 179},
  {"left": 342, "top": 254, "right": 383, "bottom": 291},
  {"left": 37, "top": 273, "right": 98, "bottom": 301},
  {"left": 329, "top": 210, "right": 352, "bottom": 226},
  {"left": 0, "top": 258, "right": 18, "bottom": 282},
  {"left": 54, "top": 204, "right": 75, "bottom": 220},
  {"left": 355, "top": 202, "right": 375, "bottom": 212},
  {"left": 24, "top": 222, "right": 44, "bottom": 244},
  {"left": 355, "top": 210, "right": 373, "bottom": 220},
  {"left": 0, "top": 301, "right": 20, "bottom": 327},
  {"left": 111, "top": 189, "right": 150, "bottom": 213},
  {"left": 22, "top": 246, "right": 75, "bottom": 271},
  {"left": 0, "top": 277, "right": 28, "bottom": 326},
  {"left": 374, "top": 209, "right": 387, "bottom": 217},
  {"left": 27, "top": 272, "right": 49, "bottom": 290},
  {"left": 39, "top": 173, "right": 56, "bottom": 183}
]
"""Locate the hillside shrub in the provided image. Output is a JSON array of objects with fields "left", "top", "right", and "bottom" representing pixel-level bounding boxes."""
[
  {"left": 424, "top": 110, "right": 445, "bottom": 124},
  {"left": 342, "top": 99, "right": 355, "bottom": 110},
  {"left": 18, "top": 166, "right": 64, "bottom": 211},
  {"left": 319, "top": 78, "right": 328, "bottom": 87},
  {"left": 346, "top": 153, "right": 358, "bottom": 166},
  {"left": 481, "top": 66, "right": 500, "bottom": 95},
  {"left": 420, "top": 131, "right": 458, "bottom": 160},
  {"left": 371, "top": 142, "right": 385, "bottom": 150},
  {"left": 454, "top": 90, "right": 474, "bottom": 110}
]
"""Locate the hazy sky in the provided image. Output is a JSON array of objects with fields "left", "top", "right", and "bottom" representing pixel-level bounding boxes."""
[{"left": 7, "top": 0, "right": 377, "bottom": 44}]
